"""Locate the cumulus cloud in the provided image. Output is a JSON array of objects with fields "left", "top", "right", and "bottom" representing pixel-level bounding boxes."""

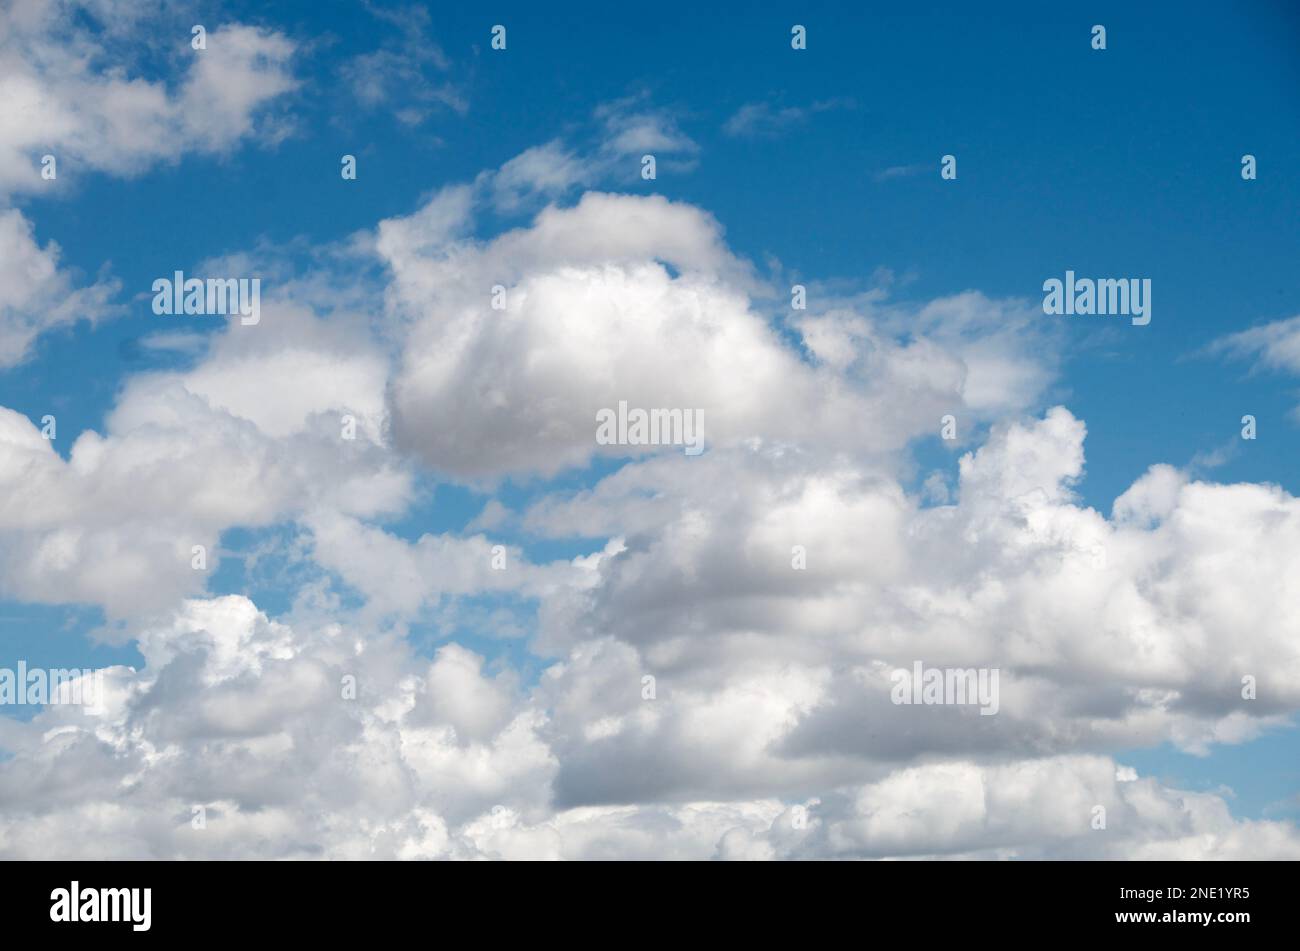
[
  {"left": 378, "top": 185, "right": 1057, "bottom": 479},
  {"left": 789, "top": 756, "right": 1300, "bottom": 859},
  {"left": 0, "top": 1, "right": 300, "bottom": 366},
  {"left": 0, "top": 294, "right": 409, "bottom": 620},
  {"left": 511, "top": 407, "right": 1300, "bottom": 812},
  {"left": 0, "top": 590, "right": 1294, "bottom": 859},
  {"left": 1, "top": 109, "right": 1297, "bottom": 859},
  {"left": 0, "top": 3, "right": 299, "bottom": 194},
  {"left": 304, "top": 509, "right": 593, "bottom": 628},
  {"left": 0, "top": 595, "right": 558, "bottom": 858}
]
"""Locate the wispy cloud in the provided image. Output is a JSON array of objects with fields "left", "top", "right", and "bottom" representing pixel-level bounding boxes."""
[
  {"left": 477, "top": 95, "right": 701, "bottom": 212},
  {"left": 873, "top": 163, "right": 927, "bottom": 182},
  {"left": 723, "top": 97, "right": 855, "bottom": 138},
  {"left": 339, "top": 3, "right": 467, "bottom": 123},
  {"left": 1205, "top": 314, "right": 1300, "bottom": 375}
]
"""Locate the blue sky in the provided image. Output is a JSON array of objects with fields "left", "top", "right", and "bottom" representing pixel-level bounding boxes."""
[{"left": 0, "top": 0, "right": 1298, "bottom": 857}]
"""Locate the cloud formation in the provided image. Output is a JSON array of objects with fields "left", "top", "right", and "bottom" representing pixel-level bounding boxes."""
[{"left": 0, "top": 37, "right": 1296, "bottom": 858}]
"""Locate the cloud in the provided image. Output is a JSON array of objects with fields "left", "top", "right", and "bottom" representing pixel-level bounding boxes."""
[
  {"left": 175, "top": 25, "right": 299, "bottom": 149},
  {"left": 789, "top": 756, "right": 1300, "bottom": 859},
  {"left": 339, "top": 3, "right": 466, "bottom": 123},
  {"left": 488, "top": 140, "right": 591, "bottom": 211},
  {"left": 1205, "top": 314, "right": 1300, "bottom": 419},
  {"left": 377, "top": 184, "right": 1057, "bottom": 479},
  {"left": 0, "top": 3, "right": 300, "bottom": 196},
  {"left": 0, "top": 293, "right": 408, "bottom": 620},
  {"left": 6, "top": 186, "right": 1296, "bottom": 850},
  {"left": 517, "top": 407, "right": 1300, "bottom": 809},
  {"left": 0, "top": 91, "right": 1296, "bottom": 858},
  {"left": 304, "top": 509, "right": 588, "bottom": 627},
  {"left": 0, "top": 590, "right": 1294, "bottom": 859},
  {"left": 0, "top": 209, "right": 119, "bottom": 366},
  {"left": 1206, "top": 314, "right": 1300, "bottom": 375},
  {"left": 595, "top": 97, "right": 698, "bottom": 159},
  {"left": 0, "top": 595, "right": 559, "bottom": 858},
  {"left": 0, "top": 2, "right": 300, "bottom": 364},
  {"left": 722, "top": 98, "right": 854, "bottom": 138},
  {"left": 873, "top": 164, "right": 927, "bottom": 182},
  {"left": 474, "top": 99, "right": 701, "bottom": 213}
]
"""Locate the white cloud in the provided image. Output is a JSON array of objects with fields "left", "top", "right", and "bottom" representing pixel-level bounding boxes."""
[
  {"left": 1207, "top": 314, "right": 1300, "bottom": 419},
  {"left": 0, "top": 292, "right": 408, "bottom": 619},
  {"left": 489, "top": 140, "right": 591, "bottom": 211},
  {"left": 0, "top": 2, "right": 300, "bottom": 365},
  {"left": 515, "top": 407, "right": 1300, "bottom": 809},
  {"left": 797, "top": 756, "right": 1300, "bottom": 859},
  {"left": 0, "top": 6, "right": 299, "bottom": 195},
  {"left": 0, "top": 590, "right": 1293, "bottom": 859},
  {"left": 0, "top": 209, "right": 118, "bottom": 366},
  {"left": 378, "top": 187, "right": 1055, "bottom": 479},
  {"left": 1208, "top": 313, "right": 1300, "bottom": 375},
  {"left": 337, "top": 4, "right": 466, "bottom": 124},
  {"left": 1, "top": 590, "right": 1294, "bottom": 860},
  {"left": 595, "top": 98, "right": 698, "bottom": 159},
  {"left": 1, "top": 112, "right": 1297, "bottom": 859}
]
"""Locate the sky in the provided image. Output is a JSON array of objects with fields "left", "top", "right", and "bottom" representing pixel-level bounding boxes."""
[{"left": 0, "top": 0, "right": 1298, "bottom": 858}]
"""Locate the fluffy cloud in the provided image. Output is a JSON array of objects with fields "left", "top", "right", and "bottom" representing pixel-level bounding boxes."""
[
  {"left": 0, "top": 294, "right": 408, "bottom": 620},
  {"left": 0, "top": 595, "right": 557, "bottom": 858},
  {"left": 0, "top": 3, "right": 298, "bottom": 194},
  {"left": 378, "top": 187, "right": 1055, "bottom": 479},
  {"left": 511, "top": 407, "right": 1300, "bottom": 813},
  {"left": 788, "top": 756, "right": 1300, "bottom": 859},
  {"left": 304, "top": 509, "right": 592, "bottom": 627},
  {"left": 1, "top": 116, "right": 1297, "bottom": 858},
  {"left": 0, "top": 1, "right": 299, "bottom": 365},
  {"left": 0, "top": 591, "right": 1294, "bottom": 859}
]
